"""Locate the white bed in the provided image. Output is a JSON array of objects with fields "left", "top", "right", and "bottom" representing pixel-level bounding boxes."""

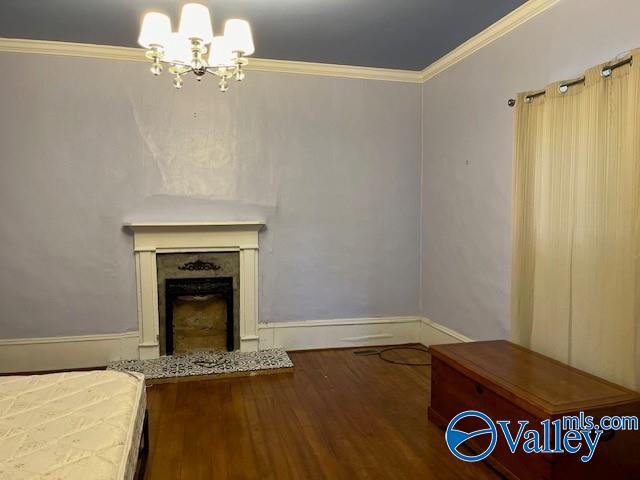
[{"left": 0, "top": 370, "right": 146, "bottom": 480}]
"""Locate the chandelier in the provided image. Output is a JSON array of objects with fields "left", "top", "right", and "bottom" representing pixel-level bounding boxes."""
[{"left": 138, "top": 3, "right": 254, "bottom": 92}]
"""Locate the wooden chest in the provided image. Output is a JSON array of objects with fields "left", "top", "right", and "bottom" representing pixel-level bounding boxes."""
[{"left": 428, "top": 340, "right": 640, "bottom": 480}]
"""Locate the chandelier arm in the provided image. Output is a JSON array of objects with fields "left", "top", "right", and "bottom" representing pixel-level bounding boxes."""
[
  {"left": 161, "top": 60, "right": 193, "bottom": 71},
  {"left": 205, "top": 68, "right": 236, "bottom": 78},
  {"left": 205, "top": 68, "right": 221, "bottom": 77}
]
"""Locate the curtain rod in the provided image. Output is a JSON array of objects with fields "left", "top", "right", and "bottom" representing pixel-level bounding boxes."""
[{"left": 507, "top": 56, "right": 633, "bottom": 107}]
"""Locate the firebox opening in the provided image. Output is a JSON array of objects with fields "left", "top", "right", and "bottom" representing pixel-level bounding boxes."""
[{"left": 165, "top": 277, "right": 234, "bottom": 356}]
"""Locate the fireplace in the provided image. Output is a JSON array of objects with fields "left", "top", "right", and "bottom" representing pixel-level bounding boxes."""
[
  {"left": 165, "top": 277, "right": 234, "bottom": 355},
  {"left": 125, "top": 220, "right": 263, "bottom": 359}
]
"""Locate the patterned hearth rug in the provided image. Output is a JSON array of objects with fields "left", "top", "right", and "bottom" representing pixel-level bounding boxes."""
[{"left": 107, "top": 349, "right": 293, "bottom": 380}]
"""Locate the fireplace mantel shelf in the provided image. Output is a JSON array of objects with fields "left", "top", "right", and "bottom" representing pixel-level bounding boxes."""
[{"left": 124, "top": 220, "right": 265, "bottom": 230}]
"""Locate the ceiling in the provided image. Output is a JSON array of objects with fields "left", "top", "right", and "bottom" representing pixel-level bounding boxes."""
[{"left": 0, "top": 0, "right": 526, "bottom": 71}]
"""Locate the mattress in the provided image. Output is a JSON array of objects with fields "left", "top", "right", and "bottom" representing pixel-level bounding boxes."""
[{"left": 0, "top": 370, "right": 146, "bottom": 480}]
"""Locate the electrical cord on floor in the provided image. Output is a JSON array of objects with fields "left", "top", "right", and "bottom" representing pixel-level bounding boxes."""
[{"left": 353, "top": 346, "right": 431, "bottom": 366}]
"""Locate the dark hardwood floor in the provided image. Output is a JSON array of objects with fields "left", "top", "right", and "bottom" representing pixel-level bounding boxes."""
[{"left": 144, "top": 346, "right": 501, "bottom": 479}]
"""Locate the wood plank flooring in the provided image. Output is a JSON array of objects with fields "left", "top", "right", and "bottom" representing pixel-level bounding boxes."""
[{"left": 144, "top": 346, "right": 501, "bottom": 479}]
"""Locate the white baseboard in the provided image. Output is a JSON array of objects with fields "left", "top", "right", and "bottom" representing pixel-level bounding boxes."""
[
  {"left": 0, "top": 332, "right": 139, "bottom": 373},
  {"left": 259, "top": 316, "right": 422, "bottom": 350},
  {"left": 420, "top": 317, "right": 474, "bottom": 345},
  {"left": 0, "top": 317, "right": 472, "bottom": 373},
  {"left": 258, "top": 316, "right": 472, "bottom": 351}
]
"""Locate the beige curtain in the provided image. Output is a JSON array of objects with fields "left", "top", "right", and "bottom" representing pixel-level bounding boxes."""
[{"left": 512, "top": 49, "right": 640, "bottom": 390}]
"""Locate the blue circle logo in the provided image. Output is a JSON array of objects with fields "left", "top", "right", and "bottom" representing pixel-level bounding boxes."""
[{"left": 445, "top": 410, "right": 497, "bottom": 462}]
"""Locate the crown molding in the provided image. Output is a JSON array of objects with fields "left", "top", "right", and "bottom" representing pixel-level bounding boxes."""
[
  {"left": 247, "top": 57, "right": 422, "bottom": 83},
  {"left": 419, "top": 0, "right": 560, "bottom": 82},
  {"left": 0, "top": 37, "right": 143, "bottom": 62},
  {"left": 0, "top": 37, "right": 423, "bottom": 83},
  {"left": 0, "top": 1, "right": 558, "bottom": 85}
]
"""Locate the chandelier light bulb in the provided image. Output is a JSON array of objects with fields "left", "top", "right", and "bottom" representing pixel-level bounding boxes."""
[
  {"left": 223, "top": 19, "right": 255, "bottom": 56},
  {"left": 138, "top": 12, "right": 171, "bottom": 48},
  {"left": 179, "top": 3, "right": 214, "bottom": 44}
]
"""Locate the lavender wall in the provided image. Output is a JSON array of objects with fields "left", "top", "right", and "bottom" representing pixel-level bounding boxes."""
[
  {"left": 0, "top": 53, "right": 421, "bottom": 338},
  {"left": 420, "top": 0, "right": 640, "bottom": 340}
]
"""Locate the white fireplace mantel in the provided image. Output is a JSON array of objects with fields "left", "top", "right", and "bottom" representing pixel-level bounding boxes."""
[{"left": 125, "top": 221, "right": 264, "bottom": 359}]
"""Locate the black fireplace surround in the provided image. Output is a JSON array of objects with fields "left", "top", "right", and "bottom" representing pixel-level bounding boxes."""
[{"left": 164, "top": 277, "right": 234, "bottom": 355}]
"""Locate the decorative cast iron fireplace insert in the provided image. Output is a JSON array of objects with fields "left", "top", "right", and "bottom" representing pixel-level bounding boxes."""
[{"left": 164, "top": 277, "right": 234, "bottom": 355}]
